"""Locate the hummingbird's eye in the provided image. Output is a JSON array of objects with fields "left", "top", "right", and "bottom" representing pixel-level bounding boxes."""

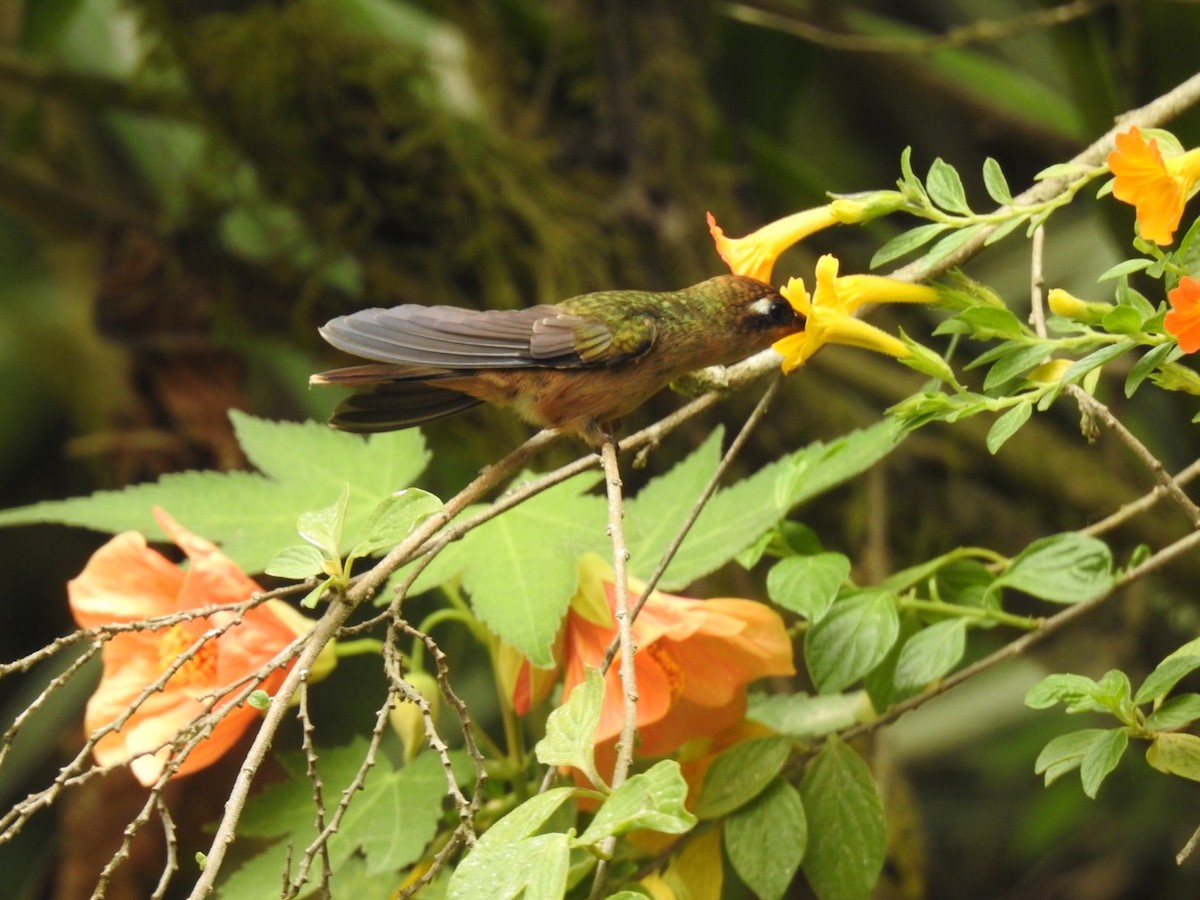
[{"left": 766, "top": 296, "right": 794, "bottom": 325}]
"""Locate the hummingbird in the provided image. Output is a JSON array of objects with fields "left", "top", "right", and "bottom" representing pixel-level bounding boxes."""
[{"left": 310, "top": 274, "right": 804, "bottom": 444}]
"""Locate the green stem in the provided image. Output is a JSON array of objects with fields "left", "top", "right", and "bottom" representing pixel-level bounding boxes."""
[{"left": 899, "top": 597, "right": 1041, "bottom": 631}]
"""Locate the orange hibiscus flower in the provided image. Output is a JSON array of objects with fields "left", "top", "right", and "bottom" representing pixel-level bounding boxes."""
[
  {"left": 529, "top": 555, "right": 794, "bottom": 779},
  {"left": 1166, "top": 276, "right": 1200, "bottom": 354},
  {"left": 68, "top": 508, "right": 314, "bottom": 785},
  {"left": 1107, "top": 126, "right": 1200, "bottom": 246}
]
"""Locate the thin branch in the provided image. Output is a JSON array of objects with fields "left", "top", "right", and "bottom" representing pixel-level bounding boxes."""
[
  {"left": 600, "top": 376, "right": 782, "bottom": 673},
  {"left": 1067, "top": 385, "right": 1200, "bottom": 529},
  {"left": 722, "top": 0, "right": 1115, "bottom": 56}
]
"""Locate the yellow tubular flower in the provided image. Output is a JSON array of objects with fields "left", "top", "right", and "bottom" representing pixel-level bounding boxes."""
[
  {"left": 707, "top": 206, "right": 840, "bottom": 283},
  {"left": 772, "top": 254, "right": 940, "bottom": 373}
]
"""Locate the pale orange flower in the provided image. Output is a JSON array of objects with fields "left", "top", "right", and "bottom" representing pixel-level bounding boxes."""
[
  {"left": 68, "top": 508, "right": 313, "bottom": 785},
  {"left": 1108, "top": 126, "right": 1200, "bottom": 246},
  {"left": 542, "top": 556, "right": 794, "bottom": 777},
  {"left": 1166, "top": 276, "right": 1200, "bottom": 354}
]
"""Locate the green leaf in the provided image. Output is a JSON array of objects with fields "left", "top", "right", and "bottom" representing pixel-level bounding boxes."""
[
  {"left": 983, "top": 343, "right": 1052, "bottom": 391},
  {"left": 766, "top": 553, "right": 851, "bottom": 623},
  {"left": 297, "top": 484, "right": 349, "bottom": 559},
  {"left": 575, "top": 760, "right": 696, "bottom": 845},
  {"left": 1026, "top": 669, "right": 1134, "bottom": 722},
  {"left": 897, "top": 331, "right": 961, "bottom": 386},
  {"left": 725, "top": 778, "right": 807, "bottom": 900},
  {"left": 799, "top": 737, "right": 885, "bottom": 900},
  {"left": 1147, "top": 732, "right": 1200, "bottom": 782},
  {"left": 448, "top": 788, "right": 574, "bottom": 900},
  {"left": 535, "top": 667, "right": 605, "bottom": 791},
  {"left": 926, "top": 158, "right": 972, "bottom": 214},
  {"left": 870, "top": 223, "right": 948, "bottom": 268},
  {"left": 918, "top": 223, "right": 987, "bottom": 272},
  {"left": 695, "top": 735, "right": 792, "bottom": 820},
  {"left": 647, "top": 420, "right": 905, "bottom": 590},
  {"left": 459, "top": 472, "right": 606, "bottom": 667},
  {"left": 892, "top": 619, "right": 968, "bottom": 690},
  {"left": 1125, "top": 342, "right": 1180, "bottom": 397},
  {"left": 349, "top": 488, "right": 442, "bottom": 560},
  {"left": 1057, "top": 339, "right": 1137, "bottom": 391},
  {"left": 950, "top": 306, "right": 1026, "bottom": 341},
  {"left": 1145, "top": 694, "right": 1200, "bottom": 732},
  {"left": 1101, "top": 305, "right": 1144, "bottom": 334},
  {"left": 1080, "top": 728, "right": 1127, "bottom": 798},
  {"left": 264, "top": 544, "right": 327, "bottom": 579},
  {"left": 0, "top": 412, "right": 431, "bottom": 574},
  {"left": 625, "top": 429, "right": 724, "bottom": 580},
  {"left": 986, "top": 402, "right": 1032, "bottom": 454},
  {"left": 805, "top": 591, "right": 900, "bottom": 694},
  {"left": 982, "top": 157, "right": 1012, "bottom": 204},
  {"left": 995, "top": 533, "right": 1114, "bottom": 604},
  {"left": 1098, "top": 257, "right": 1154, "bottom": 281},
  {"left": 748, "top": 692, "right": 868, "bottom": 740},
  {"left": 1033, "top": 728, "right": 1110, "bottom": 786},
  {"left": 1134, "top": 655, "right": 1200, "bottom": 705}
]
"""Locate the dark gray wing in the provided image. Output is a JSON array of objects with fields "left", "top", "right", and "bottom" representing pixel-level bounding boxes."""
[
  {"left": 317, "top": 304, "right": 614, "bottom": 369},
  {"left": 326, "top": 382, "right": 484, "bottom": 432}
]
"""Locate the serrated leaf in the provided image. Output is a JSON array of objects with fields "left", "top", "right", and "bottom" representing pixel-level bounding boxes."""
[
  {"left": 625, "top": 429, "right": 724, "bottom": 579},
  {"left": 349, "top": 488, "right": 442, "bottom": 560},
  {"left": 0, "top": 412, "right": 431, "bottom": 574},
  {"left": 995, "top": 533, "right": 1113, "bottom": 605},
  {"left": 447, "top": 789, "right": 575, "bottom": 900},
  {"left": 766, "top": 553, "right": 851, "bottom": 623},
  {"left": 725, "top": 778, "right": 806, "bottom": 900},
  {"left": 799, "top": 737, "right": 885, "bottom": 900},
  {"left": 695, "top": 736, "right": 792, "bottom": 820},
  {"left": 892, "top": 619, "right": 968, "bottom": 690},
  {"left": 650, "top": 421, "right": 904, "bottom": 590},
  {"left": 926, "top": 158, "right": 972, "bottom": 214},
  {"left": 575, "top": 760, "right": 696, "bottom": 845},
  {"left": 264, "top": 544, "right": 327, "bottom": 579},
  {"left": 1080, "top": 728, "right": 1127, "bottom": 797},
  {"left": 535, "top": 666, "right": 604, "bottom": 790},
  {"left": 982, "top": 157, "right": 1012, "bottom": 204},
  {"left": 1147, "top": 732, "right": 1200, "bottom": 782},
  {"left": 1033, "top": 728, "right": 1109, "bottom": 786},
  {"left": 459, "top": 472, "right": 606, "bottom": 667},
  {"left": 805, "top": 591, "right": 900, "bottom": 694},
  {"left": 986, "top": 402, "right": 1032, "bottom": 454}
]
